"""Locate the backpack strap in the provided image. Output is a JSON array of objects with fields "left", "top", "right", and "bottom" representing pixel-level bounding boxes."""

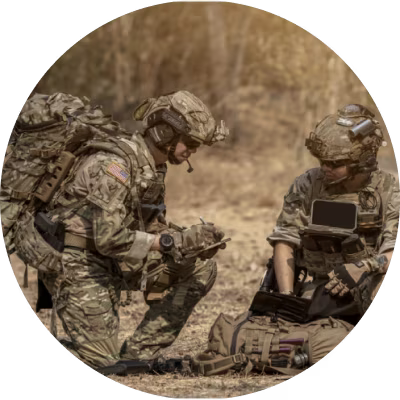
[
  {"left": 192, "top": 353, "right": 248, "bottom": 376},
  {"left": 192, "top": 352, "right": 303, "bottom": 377}
]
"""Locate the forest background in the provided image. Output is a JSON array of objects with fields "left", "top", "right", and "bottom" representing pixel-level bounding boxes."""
[{"left": 10, "top": 2, "right": 397, "bottom": 397}]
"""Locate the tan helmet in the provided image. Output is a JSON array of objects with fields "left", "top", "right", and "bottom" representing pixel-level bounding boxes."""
[
  {"left": 133, "top": 90, "right": 229, "bottom": 146},
  {"left": 305, "top": 104, "right": 384, "bottom": 173}
]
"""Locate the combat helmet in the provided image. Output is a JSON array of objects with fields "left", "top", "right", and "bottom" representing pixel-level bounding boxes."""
[
  {"left": 133, "top": 91, "right": 229, "bottom": 166},
  {"left": 305, "top": 104, "right": 384, "bottom": 176}
]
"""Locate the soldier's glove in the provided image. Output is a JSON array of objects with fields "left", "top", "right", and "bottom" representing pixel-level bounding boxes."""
[
  {"left": 171, "top": 224, "right": 226, "bottom": 260},
  {"left": 325, "top": 256, "right": 387, "bottom": 298}
]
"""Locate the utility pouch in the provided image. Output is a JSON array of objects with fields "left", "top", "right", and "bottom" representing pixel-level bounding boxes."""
[
  {"left": 341, "top": 234, "right": 368, "bottom": 263},
  {"left": 302, "top": 248, "right": 328, "bottom": 276},
  {"left": 34, "top": 212, "right": 65, "bottom": 252}
]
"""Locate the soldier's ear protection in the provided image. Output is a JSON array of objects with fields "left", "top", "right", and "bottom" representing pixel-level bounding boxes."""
[{"left": 147, "top": 108, "right": 191, "bottom": 135}]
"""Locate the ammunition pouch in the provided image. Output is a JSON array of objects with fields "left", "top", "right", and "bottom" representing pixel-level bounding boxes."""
[
  {"left": 14, "top": 212, "right": 63, "bottom": 273},
  {"left": 300, "top": 231, "right": 369, "bottom": 278},
  {"left": 341, "top": 234, "right": 369, "bottom": 263},
  {"left": 301, "top": 248, "right": 330, "bottom": 276},
  {"left": 323, "top": 252, "right": 345, "bottom": 270}
]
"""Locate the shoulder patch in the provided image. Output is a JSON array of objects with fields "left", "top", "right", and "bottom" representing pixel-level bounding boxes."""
[{"left": 106, "top": 162, "right": 130, "bottom": 184}]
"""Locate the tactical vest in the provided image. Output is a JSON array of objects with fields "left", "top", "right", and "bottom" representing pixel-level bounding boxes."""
[
  {"left": 50, "top": 134, "right": 166, "bottom": 233},
  {"left": 298, "top": 170, "right": 395, "bottom": 277}
]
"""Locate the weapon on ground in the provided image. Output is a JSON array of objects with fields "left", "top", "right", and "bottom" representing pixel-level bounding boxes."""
[{"left": 96, "top": 357, "right": 191, "bottom": 376}]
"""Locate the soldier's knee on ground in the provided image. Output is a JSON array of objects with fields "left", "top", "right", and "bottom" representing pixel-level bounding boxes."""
[
  {"left": 55, "top": 282, "right": 121, "bottom": 369},
  {"left": 58, "top": 335, "right": 120, "bottom": 369}
]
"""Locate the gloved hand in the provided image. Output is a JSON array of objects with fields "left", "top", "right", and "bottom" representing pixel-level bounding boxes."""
[
  {"left": 171, "top": 223, "right": 225, "bottom": 259},
  {"left": 182, "top": 223, "right": 224, "bottom": 253},
  {"left": 325, "top": 258, "right": 380, "bottom": 297}
]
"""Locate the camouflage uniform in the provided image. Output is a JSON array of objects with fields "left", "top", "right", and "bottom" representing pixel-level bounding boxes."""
[
  {"left": 38, "top": 92, "right": 228, "bottom": 368},
  {"left": 268, "top": 105, "right": 399, "bottom": 317}
]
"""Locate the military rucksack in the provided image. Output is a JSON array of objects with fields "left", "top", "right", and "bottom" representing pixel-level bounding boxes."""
[
  {"left": 1, "top": 92, "right": 133, "bottom": 256},
  {"left": 192, "top": 311, "right": 353, "bottom": 376}
]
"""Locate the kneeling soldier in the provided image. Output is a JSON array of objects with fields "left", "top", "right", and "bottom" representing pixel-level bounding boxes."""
[{"left": 35, "top": 91, "right": 229, "bottom": 368}]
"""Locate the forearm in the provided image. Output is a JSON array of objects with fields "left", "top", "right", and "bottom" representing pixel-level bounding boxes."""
[
  {"left": 378, "top": 250, "right": 393, "bottom": 274},
  {"left": 273, "top": 241, "right": 296, "bottom": 293},
  {"left": 150, "top": 235, "right": 161, "bottom": 251},
  {"left": 93, "top": 208, "right": 157, "bottom": 262}
]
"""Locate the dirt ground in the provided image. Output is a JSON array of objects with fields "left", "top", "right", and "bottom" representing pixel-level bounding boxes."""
[{"left": 8, "top": 146, "right": 397, "bottom": 398}]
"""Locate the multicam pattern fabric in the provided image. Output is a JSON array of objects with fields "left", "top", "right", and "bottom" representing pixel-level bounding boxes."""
[
  {"left": 50, "top": 134, "right": 163, "bottom": 263},
  {"left": 305, "top": 107, "right": 383, "bottom": 162},
  {"left": 40, "top": 252, "right": 121, "bottom": 368},
  {"left": 134, "top": 91, "right": 229, "bottom": 145},
  {"left": 268, "top": 168, "right": 398, "bottom": 252},
  {"left": 267, "top": 167, "right": 399, "bottom": 312},
  {"left": 1, "top": 92, "right": 131, "bottom": 249},
  {"left": 120, "top": 258, "right": 217, "bottom": 360},
  {"left": 40, "top": 133, "right": 218, "bottom": 368}
]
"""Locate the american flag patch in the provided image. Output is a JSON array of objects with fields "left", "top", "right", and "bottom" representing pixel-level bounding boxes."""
[{"left": 106, "top": 162, "right": 130, "bottom": 183}]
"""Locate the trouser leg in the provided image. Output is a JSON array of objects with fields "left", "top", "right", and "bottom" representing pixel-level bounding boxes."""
[
  {"left": 120, "top": 258, "right": 217, "bottom": 360},
  {"left": 41, "top": 260, "right": 121, "bottom": 369}
]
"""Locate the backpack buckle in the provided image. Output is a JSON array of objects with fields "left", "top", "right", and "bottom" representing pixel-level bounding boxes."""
[{"left": 232, "top": 354, "right": 245, "bottom": 364}]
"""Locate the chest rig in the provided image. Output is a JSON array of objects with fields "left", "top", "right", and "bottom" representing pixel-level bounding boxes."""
[
  {"left": 49, "top": 134, "right": 166, "bottom": 239},
  {"left": 298, "top": 171, "right": 393, "bottom": 277}
]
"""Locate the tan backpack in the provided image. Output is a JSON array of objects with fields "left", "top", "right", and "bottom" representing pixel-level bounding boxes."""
[
  {"left": 1, "top": 92, "right": 132, "bottom": 253},
  {"left": 193, "top": 311, "right": 353, "bottom": 376},
  {"left": 0, "top": 93, "right": 136, "bottom": 278}
]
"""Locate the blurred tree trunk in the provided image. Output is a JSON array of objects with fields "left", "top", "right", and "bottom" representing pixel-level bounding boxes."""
[
  {"left": 112, "top": 16, "right": 133, "bottom": 113},
  {"left": 206, "top": 4, "right": 253, "bottom": 143},
  {"left": 206, "top": 3, "right": 229, "bottom": 102},
  {"left": 327, "top": 56, "right": 346, "bottom": 113}
]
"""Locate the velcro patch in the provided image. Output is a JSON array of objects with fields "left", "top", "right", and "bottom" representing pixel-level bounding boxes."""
[{"left": 106, "top": 162, "right": 130, "bottom": 184}]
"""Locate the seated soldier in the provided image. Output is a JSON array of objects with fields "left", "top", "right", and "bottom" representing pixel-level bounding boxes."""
[
  {"left": 267, "top": 104, "right": 399, "bottom": 322},
  {"left": 193, "top": 106, "right": 398, "bottom": 377}
]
